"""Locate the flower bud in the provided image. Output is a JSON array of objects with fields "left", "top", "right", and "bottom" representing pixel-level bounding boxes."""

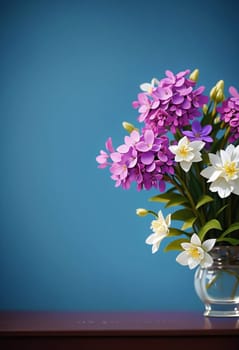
[
  {"left": 214, "top": 115, "right": 221, "bottom": 124},
  {"left": 215, "top": 89, "right": 224, "bottom": 103},
  {"left": 210, "top": 80, "right": 225, "bottom": 103},
  {"left": 216, "top": 80, "right": 224, "bottom": 91},
  {"left": 210, "top": 86, "right": 217, "bottom": 101},
  {"left": 136, "top": 208, "right": 149, "bottom": 217},
  {"left": 122, "top": 121, "right": 138, "bottom": 133},
  {"left": 202, "top": 104, "right": 208, "bottom": 114},
  {"left": 189, "top": 69, "right": 199, "bottom": 82}
]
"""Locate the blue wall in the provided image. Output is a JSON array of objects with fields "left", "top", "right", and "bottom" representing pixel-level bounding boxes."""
[{"left": 1, "top": 0, "right": 239, "bottom": 311}]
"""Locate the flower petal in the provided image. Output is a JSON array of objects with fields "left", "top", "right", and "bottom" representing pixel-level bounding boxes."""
[
  {"left": 141, "top": 152, "right": 155, "bottom": 165},
  {"left": 191, "top": 233, "right": 201, "bottom": 246},
  {"left": 181, "top": 242, "right": 192, "bottom": 250},
  {"left": 176, "top": 251, "right": 189, "bottom": 266},
  {"left": 188, "top": 258, "right": 200, "bottom": 269},
  {"left": 144, "top": 129, "right": 155, "bottom": 145},
  {"left": 191, "top": 120, "right": 201, "bottom": 133},
  {"left": 200, "top": 252, "right": 213, "bottom": 268},
  {"left": 152, "top": 241, "right": 160, "bottom": 254},
  {"left": 180, "top": 160, "right": 192, "bottom": 172},
  {"left": 140, "top": 83, "right": 151, "bottom": 92},
  {"left": 145, "top": 233, "right": 159, "bottom": 245},
  {"left": 202, "top": 238, "right": 216, "bottom": 252}
]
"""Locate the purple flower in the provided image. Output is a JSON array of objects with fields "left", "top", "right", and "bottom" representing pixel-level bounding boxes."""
[
  {"left": 182, "top": 120, "right": 213, "bottom": 143},
  {"left": 96, "top": 150, "right": 109, "bottom": 168},
  {"left": 136, "top": 129, "right": 161, "bottom": 153},
  {"left": 217, "top": 86, "right": 239, "bottom": 143},
  {"left": 132, "top": 93, "right": 159, "bottom": 122},
  {"left": 133, "top": 69, "right": 208, "bottom": 135},
  {"left": 96, "top": 138, "right": 115, "bottom": 168},
  {"left": 96, "top": 129, "right": 175, "bottom": 191},
  {"left": 117, "top": 130, "right": 140, "bottom": 153}
]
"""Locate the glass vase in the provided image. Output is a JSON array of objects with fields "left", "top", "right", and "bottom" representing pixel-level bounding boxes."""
[{"left": 194, "top": 246, "right": 239, "bottom": 317}]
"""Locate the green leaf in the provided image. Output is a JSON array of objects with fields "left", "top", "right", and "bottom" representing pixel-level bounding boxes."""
[
  {"left": 171, "top": 209, "right": 194, "bottom": 221},
  {"left": 168, "top": 228, "right": 186, "bottom": 237},
  {"left": 215, "top": 204, "right": 228, "bottom": 217},
  {"left": 164, "top": 238, "right": 189, "bottom": 252},
  {"left": 198, "top": 219, "right": 222, "bottom": 241},
  {"left": 211, "top": 133, "right": 227, "bottom": 153},
  {"left": 165, "top": 193, "right": 188, "bottom": 207},
  {"left": 149, "top": 188, "right": 175, "bottom": 203},
  {"left": 220, "top": 222, "right": 239, "bottom": 238},
  {"left": 171, "top": 209, "right": 196, "bottom": 230},
  {"left": 149, "top": 194, "right": 170, "bottom": 203},
  {"left": 181, "top": 217, "right": 197, "bottom": 231},
  {"left": 217, "top": 238, "right": 239, "bottom": 246},
  {"left": 149, "top": 190, "right": 188, "bottom": 207},
  {"left": 195, "top": 195, "right": 214, "bottom": 209}
]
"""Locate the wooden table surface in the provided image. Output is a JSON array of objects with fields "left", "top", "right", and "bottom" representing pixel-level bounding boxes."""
[{"left": 0, "top": 311, "right": 239, "bottom": 349}]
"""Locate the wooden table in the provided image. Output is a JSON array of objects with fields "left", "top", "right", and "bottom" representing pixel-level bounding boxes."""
[{"left": 0, "top": 311, "right": 238, "bottom": 349}]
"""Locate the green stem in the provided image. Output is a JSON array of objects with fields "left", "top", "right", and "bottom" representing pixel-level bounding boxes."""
[
  {"left": 193, "top": 163, "right": 207, "bottom": 224},
  {"left": 174, "top": 169, "right": 205, "bottom": 228},
  {"left": 207, "top": 270, "right": 239, "bottom": 299},
  {"left": 220, "top": 124, "right": 231, "bottom": 149},
  {"left": 227, "top": 196, "right": 232, "bottom": 228},
  {"left": 206, "top": 272, "right": 222, "bottom": 289},
  {"left": 148, "top": 210, "right": 158, "bottom": 218},
  {"left": 165, "top": 175, "right": 203, "bottom": 233}
]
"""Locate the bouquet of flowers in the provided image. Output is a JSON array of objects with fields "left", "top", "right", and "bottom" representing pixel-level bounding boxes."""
[{"left": 96, "top": 69, "right": 239, "bottom": 270}]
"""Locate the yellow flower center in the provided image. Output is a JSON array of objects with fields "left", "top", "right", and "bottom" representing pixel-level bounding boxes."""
[
  {"left": 151, "top": 219, "right": 168, "bottom": 234},
  {"left": 223, "top": 161, "right": 237, "bottom": 178},
  {"left": 179, "top": 145, "right": 189, "bottom": 157},
  {"left": 189, "top": 247, "right": 201, "bottom": 259},
  {"left": 152, "top": 221, "right": 163, "bottom": 231}
]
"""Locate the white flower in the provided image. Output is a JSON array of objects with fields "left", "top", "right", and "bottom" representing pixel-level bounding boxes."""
[
  {"left": 169, "top": 136, "right": 205, "bottom": 172},
  {"left": 176, "top": 234, "right": 216, "bottom": 269},
  {"left": 145, "top": 211, "right": 171, "bottom": 254},
  {"left": 140, "top": 78, "right": 159, "bottom": 94},
  {"left": 200, "top": 144, "right": 239, "bottom": 198}
]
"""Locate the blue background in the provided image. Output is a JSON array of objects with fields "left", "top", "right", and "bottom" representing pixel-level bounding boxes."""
[{"left": 1, "top": 0, "right": 239, "bottom": 311}]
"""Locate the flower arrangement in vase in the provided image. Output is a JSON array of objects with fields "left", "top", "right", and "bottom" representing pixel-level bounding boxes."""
[{"left": 96, "top": 68, "right": 239, "bottom": 316}]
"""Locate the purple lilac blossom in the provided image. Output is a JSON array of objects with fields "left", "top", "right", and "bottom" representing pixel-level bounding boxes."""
[
  {"left": 96, "top": 130, "right": 175, "bottom": 191},
  {"left": 96, "top": 138, "right": 114, "bottom": 168},
  {"left": 182, "top": 120, "right": 213, "bottom": 144},
  {"left": 217, "top": 86, "right": 239, "bottom": 143},
  {"left": 132, "top": 70, "right": 208, "bottom": 135}
]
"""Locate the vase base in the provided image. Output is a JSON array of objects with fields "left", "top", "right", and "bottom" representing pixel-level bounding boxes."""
[{"left": 204, "top": 306, "right": 239, "bottom": 318}]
